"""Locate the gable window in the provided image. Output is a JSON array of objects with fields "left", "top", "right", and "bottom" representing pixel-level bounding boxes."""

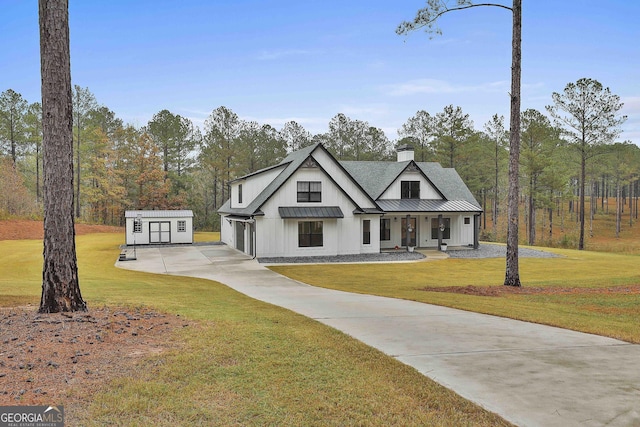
[
  {"left": 363, "top": 220, "right": 371, "bottom": 245},
  {"left": 380, "top": 218, "right": 390, "bottom": 241},
  {"left": 298, "top": 221, "right": 323, "bottom": 247},
  {"left": 297, "top": 181, "right": 321, "bottom": 202},
  {"left": 401, "top": 181, "right": 420, "bottom": 199},
  {"left": 177, "top": 220, "right": 186, "bottom": 232},
  {"left": 238, "top": 184, "right": 243, "bottom": 204},
  {"left": 431, "top": 218, "right": 451, "bottom": 240}
]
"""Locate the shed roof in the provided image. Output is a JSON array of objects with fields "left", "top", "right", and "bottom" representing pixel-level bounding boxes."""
[{"left": 125, "top": 210, "right": 193, "bottom": 218}]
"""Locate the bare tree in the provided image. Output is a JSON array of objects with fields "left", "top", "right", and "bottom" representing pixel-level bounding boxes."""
[
  {"left": 39, "top": 0, "right": 86, "bottom": 312},
  {"left": 397, "top": 0, "right": 522, "bottom": 286}
]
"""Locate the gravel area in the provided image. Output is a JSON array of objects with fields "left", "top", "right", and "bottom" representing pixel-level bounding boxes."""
[
  {"left": 447, "top": 244, "right": 561, "bottom": 259},
  {"left": 259, "top": 244, "right": 559, "bottom": 264},
  {"left": 258, "top": 251, "right": 426, "bottom": 264}
]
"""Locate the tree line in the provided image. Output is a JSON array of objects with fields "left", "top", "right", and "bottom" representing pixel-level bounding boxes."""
[{"left": 0, "top": 78, "right": 633, "bottom": 248}]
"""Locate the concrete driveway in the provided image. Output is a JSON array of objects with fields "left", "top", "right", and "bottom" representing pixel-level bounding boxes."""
[{"left": 117, "top": 244, "right": 640, "bottom": 427}]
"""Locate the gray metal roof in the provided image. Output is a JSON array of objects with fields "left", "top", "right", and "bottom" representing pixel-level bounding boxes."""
[
  {"left": 125, "top": 210, "right": 193, "bottom": 218},
  {"left": 376, "top": 199, "right": 482, "bottom": 213},
  {"left": 278, "top": 206, "right": 344, "bottom": 218}
]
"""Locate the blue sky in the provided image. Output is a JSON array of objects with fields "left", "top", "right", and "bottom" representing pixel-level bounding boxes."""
[{"left": 3, "top": 0, "right": 639, "bottom": 144}]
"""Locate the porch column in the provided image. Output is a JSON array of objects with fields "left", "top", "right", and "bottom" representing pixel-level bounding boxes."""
[
  {"left": 474, "top": 214, "right": 480, "bottom": 249},
  {"left": 437, "top": 214, "right": 443, "bottom": 251}
]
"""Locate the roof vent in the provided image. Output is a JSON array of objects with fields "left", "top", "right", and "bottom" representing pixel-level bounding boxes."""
[{"left": 396, "top": 144, "right": 414, "bottom": 162}]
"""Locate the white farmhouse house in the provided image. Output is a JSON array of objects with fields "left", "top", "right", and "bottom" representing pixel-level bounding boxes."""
[
  {"left": 219, "top": 143, "right": 482, "bottom": 258},
  {"left": 125, "top": 210, "right": 193, "bottom": 245}
]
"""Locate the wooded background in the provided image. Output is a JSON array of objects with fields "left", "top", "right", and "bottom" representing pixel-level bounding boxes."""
[{"left": 1, "top": 83, "right": 635, "bottom": 248}]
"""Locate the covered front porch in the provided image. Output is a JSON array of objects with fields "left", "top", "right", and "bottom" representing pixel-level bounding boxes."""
[{"left": 379, "top": 212, "right": 480, "bottom": 251}]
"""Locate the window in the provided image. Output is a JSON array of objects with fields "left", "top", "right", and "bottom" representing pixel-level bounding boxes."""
[
  {"left": 431, "top": 218, "right": 451, "bottom": 239},
  {"left": 464, "top": 217, "right": 471, "bottom": 225},
  {"left": 238, "top": 184, "right": 243, "bottom": 204},
  {"left": 177, "top": 220, "right": 186, "bottom": 232},
  {"left": 401, "top": 181, "right": 420, "bottom": 199},
  {"left": 297, "top": 181, "right": 322, "bottom": 202},
  {"left": 298, "top": 221, "right": 323, "bottom": 247},
  {"left": 380, "top": 218, "right": 391, "bottom": 241},
  {"left": 363, "top": 220, "right": 371, "bottom": 245},
  {"left": 133, "top": 219, "right": 142, "bottom": 233}
]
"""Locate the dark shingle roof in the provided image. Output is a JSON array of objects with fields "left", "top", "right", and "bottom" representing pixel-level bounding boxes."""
[
  {"left": 341, "top": 160, "right": 481, "bottom": 209},
  {"left": 219, "top": 144, "right": 482, "bottom": 217}
]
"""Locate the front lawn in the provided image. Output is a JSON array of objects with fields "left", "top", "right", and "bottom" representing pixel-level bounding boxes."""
[
  {"left": 270, "top": 247, "right": 640, "bottom": 343},
  {"left": 0, "top": 233, "right": 510, "bottom": 426}
]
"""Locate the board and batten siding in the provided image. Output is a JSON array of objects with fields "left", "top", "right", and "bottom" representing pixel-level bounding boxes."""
[
  {"left": 379, "top": 171, "right": 441, "bottom": 200},
  {"left": 229, "top": 165, "right": 285, "bottom": 210},
  {"left": 256, "top": 167, "right": 380, "bottom": 257},
  {"left": 125, "top": 210, "right": 193, "bottom": 245}
]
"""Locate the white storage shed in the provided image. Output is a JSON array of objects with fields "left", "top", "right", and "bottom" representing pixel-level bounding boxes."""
[{"left": 125, "top": 210, "right": 194, "bottom": 245}]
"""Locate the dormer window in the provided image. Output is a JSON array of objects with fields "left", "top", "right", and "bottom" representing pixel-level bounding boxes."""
[
  {"left": 401, "top": 181, "right": 420, "bottom": 199},
  {"left": 238, "top": 184, "right": 243, "bottom": 204},
  {"left": 297, "top": 181, "right": 321, "bottom": 202}
]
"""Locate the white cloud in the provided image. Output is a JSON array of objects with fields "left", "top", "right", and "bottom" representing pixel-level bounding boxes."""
[{"left": 383, "top": 78, "right": 509, "bottom": 96}]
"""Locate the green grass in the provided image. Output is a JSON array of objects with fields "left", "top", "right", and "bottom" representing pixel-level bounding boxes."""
[
  {"left": 270, "top": 245, "right": 640, "bottom": 344},
  {"left": 0, "top": 233, "right": 510, "bottom": 426}
]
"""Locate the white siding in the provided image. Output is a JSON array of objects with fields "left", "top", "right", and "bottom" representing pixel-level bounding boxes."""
[
  {"left": 255, "top": 166, "right": 380, "bottom": 257},
  {"left": 379, "top": 214, "right": 475, "bottom": 249},
  {"left": 312, "top": 149, "right": 378, "bottom": 210},
  {"left": 229, "top": 165, "right": 286, "bottom": 209},
  {"left": 379, "top": 171, "right": 441, "bottom": 200},
  {"left": 125, "top": 214, "right": 193, "bottom": 245}
]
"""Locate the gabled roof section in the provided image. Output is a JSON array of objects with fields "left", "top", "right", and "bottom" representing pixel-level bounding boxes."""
[
  {"left": 220, "top": 143, "right": 381, "bottom": 217},
  {"left": 219, "top": 143, "right": 319, "bottom": 217},
  {"left": 340, "top": 161, "right": 407, "bottom": 200},
  {"left": 341, "top": 160, "right": 481, "bottom": 210},
  {"left": 416, "top": 163, "right": 481, "bottom": 209}
]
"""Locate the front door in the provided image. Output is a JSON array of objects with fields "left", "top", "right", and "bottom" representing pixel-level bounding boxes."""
[
  {"left": 149, "top": 221, "right": 171, "bottom": 244},
  {"left": 401, "top": 217, "right": 417, "bottom": 247}
]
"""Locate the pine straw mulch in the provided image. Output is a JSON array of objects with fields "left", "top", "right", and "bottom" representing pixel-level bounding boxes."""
[
  {"left": 0, "top": 305, "right": 192, "bottom": 412},
  {"left": 420, "top": 284, "right": 640, "bottom": 297}
]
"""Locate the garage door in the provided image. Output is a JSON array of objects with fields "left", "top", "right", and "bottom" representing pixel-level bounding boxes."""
[{"left": 150, "top": 221, "right": 171, "bottom": 244}]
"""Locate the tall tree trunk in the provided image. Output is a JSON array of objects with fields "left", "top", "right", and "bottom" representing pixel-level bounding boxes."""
[
  {"left": 616, "top": 181, "right": 621, "bottom": 238},
  {"left": 39, "top": 0, "right": 86, "bottom": 313},
  {"left": 75, "top": 100, "right": 81, "bottom": 219},
  {"left": 528, "top": 178, "right": 535, "bottom": 246},
  {"left": 578, "top": 148, "right": 586, "bottom": 249},
  {"left": 504, "top": 0, "right": 522, "bottom": 287}
]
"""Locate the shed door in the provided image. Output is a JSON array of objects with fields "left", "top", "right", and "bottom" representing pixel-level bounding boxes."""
[{"left": 150, "top": 221, "right": 171, "bottom": 244}]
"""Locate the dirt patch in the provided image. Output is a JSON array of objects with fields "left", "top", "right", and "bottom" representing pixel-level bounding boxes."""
[
  {"left": 0, "top": 305, "right": 191, "bottom": 409},
  {"left": 420, "top": 284, "right": 640, "bottom": 297},
  {"left": 0, "top": 220, "right": 122, "bottom": 241}
]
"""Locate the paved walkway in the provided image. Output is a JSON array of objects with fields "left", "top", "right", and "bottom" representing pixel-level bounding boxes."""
[{"left": 117, "top": 244, "right": 640, "bottom": 427}]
